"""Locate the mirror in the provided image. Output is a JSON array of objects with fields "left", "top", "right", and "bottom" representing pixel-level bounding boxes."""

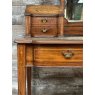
[{"left": 66, "top": 0, "right": 83, "bottom": 20}]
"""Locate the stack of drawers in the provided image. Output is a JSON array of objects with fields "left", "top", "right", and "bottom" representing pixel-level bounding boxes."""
[
  {"left": 31, "top": 16, "right": 58, "bottom": 37},
  {"left": 25, "top": 4, "right": 64, "bottom": 37}
]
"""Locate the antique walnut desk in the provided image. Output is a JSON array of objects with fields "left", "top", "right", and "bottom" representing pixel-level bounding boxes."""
[{"left": 15, "top": 0, "right": 83, "bottom": 95}]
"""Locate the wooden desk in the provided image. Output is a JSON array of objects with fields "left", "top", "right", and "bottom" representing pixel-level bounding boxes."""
[{"left": 15, "top": 37, "right": 83, "bottom": 95}]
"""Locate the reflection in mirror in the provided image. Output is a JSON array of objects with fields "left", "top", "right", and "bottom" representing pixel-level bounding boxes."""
[{"left": 66, "top": 0, "right": 83, "bottom": 20}]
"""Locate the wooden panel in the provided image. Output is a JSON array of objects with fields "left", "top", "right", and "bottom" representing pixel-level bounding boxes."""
[
  {"left": 58, "top": 0, "right": 64, "bottom": 36},
  {"left": 58, "top": 16, "right": 64, "bottom": 36},
  {"left": 26, "top": 45, "right": 33, "bottom": 65},
  {"left": 17, "top": 44, "right": 26, "bottom": 95},
  {"left": 65, "top": 22, "right": 83, "bottom": 27},
  {"left": 31, "top": 17, "right": 57, "bottom": 26},
  {"left": 64, "top": 30, "right": 83, "bottom": 36},
  {"left": 64, "top": 20, "right": 83, "bottom": 36},
  {"left": 25, "top": 5, "right": 62, "bottom": 14},
  {"left": 65, "top": 27, "right": 82, "bottom": 31},
  {"left": 25, "top": 16, "right": 31, "bottom": 36},
  {"left": 34, "top": 45, "right": 83, "bottom": 66},
  {"left": 64, "top": 26, "right": 83, "bottom": 36},
  {"left": 31, "top": 26, "right": 58, "bottom": 37},
  {"left": 15, "top": 37, "right": 83, "bottom": 44}
]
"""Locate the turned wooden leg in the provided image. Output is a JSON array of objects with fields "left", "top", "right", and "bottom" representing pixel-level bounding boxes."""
[
  {"left": 17, "top": 44, "right": 26, "bottom": 95},
  {"left": 27, "top": 67, "right": 32, "bottom": 95}
]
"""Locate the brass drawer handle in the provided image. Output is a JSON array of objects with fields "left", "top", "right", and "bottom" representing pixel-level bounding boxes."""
[
  {"left": 62, "top": 50, "right": 74, "bottom": 59},
  {"left": 41, "top": 19, "right": 48, "bottom": 23},
  {"left": 42, "top": 28, "right": 48, "bottom": 33}
]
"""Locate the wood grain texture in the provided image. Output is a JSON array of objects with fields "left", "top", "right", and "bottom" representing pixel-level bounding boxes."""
[
  {"left": 64, "top": 26, "right": 83, "bottom": 36},
  {"left": 25, "top": 5, "right": 63, "bottom": 15},
  {"left": 60, "top": 0, "right": 65, "bottom": 12},
  {"left": 65, "top": 21, "right": 83, "bottom": 27},
  {"left": 31, "top": 17, "right": 57, "bottom": 26},
  {"left": 64, "top": 21, "right": 83, "bottom": 36},
  {"left": 27, "top": 67, "right": 32, "bottom": 95},
  {"left": 67, "top": 21, "right": 83, "bottom": 35},
  {"left": 29, "top": 16, "right": 58, "bottom": 37},
  {"left": 15, "top": 37, "right": 83, "bottom": 44},
  {"left": 25, "top": 16, "right": 31, "bottom": 36},
  {"left": 58, "top": 16, "right": 64, "bottom": 36},
  {"left": 26, "top": 45, "right": 33, "bottom": 95},
  {"left": 58, "top": 0, "right": 64, "bottom": 36},
  {"left": 24, "top": 14, "right": 83, "bottom": 37},
  {"left": 17, "top": 44, "right": 26, "bottom": 95},
  {"left": 34, "top": 45, "right": 82, "bottom": 66},
  {"left": 13, "top": 20, "right": 83, "bottom": 36},
  {"left": 26, "top": 45, "right": 33, "bottom": 65},
  {"left": 65, "top": 27, "right": 82, "bottom": 31},
  {"left": 31, "top": 26, "right": 58, "bottom": 37}
]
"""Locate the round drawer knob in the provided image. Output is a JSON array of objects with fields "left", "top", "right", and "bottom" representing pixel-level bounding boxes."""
[
  {"left": 42, "top": 28, "right": 48, "bottom": 33},
  {"left": 62, "top": 50, "right": 74, "bottom": 59},
  {"left": 41, "top": 19, "right": 48, "bottom": 23}
]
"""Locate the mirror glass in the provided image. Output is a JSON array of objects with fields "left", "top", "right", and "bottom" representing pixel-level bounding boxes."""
[{"left": 66, "top": 0, "right": 83, "bottom": 20}]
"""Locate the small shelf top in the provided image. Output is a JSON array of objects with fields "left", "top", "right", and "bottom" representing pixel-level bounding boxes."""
[{"left": 25, "top": 5, "right": 63, "bottom": 15}]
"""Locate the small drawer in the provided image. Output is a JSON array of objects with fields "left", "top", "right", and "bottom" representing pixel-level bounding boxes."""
[
  {"left": 31, "top": 17, "right": 57, "bottom": 26},
  {"left": 34, "top": 45, "right": 83, "bottom": 66},
  {"left": 31, "top": 26, "right": 57, "bottom": 37}
]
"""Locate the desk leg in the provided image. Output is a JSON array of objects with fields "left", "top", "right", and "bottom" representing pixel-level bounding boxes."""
[
  {"left": 27, "top": 67, "right": 32, "bottom": 95},
  {"left": 17, "top": 44, "right": 26, "bottom": 95}
]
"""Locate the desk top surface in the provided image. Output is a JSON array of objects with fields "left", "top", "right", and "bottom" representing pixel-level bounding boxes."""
[{"left": 15, "top": 36, "right": 83, "bottom": 44}]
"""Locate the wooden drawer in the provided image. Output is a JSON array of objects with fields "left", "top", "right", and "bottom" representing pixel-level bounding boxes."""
[
  {"left": 34, "top": 45, "right": 83, "bottom": 66},
  {"left": 31, "top": 17, "right": 57, "bottom": 26},
  {"left": 31, "top": 26, "right": 57, "bottom": 37}
]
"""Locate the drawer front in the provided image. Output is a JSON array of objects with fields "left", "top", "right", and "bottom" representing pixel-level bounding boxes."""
[
  {"left": 31, "top": 26, "right": 57, "bottom": 37},
  {"left": 34, "top": 45, "right": 83, "bottom": 66},
  {"left": 31, "top": 17, "right": 57, "bottom": 26}
]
